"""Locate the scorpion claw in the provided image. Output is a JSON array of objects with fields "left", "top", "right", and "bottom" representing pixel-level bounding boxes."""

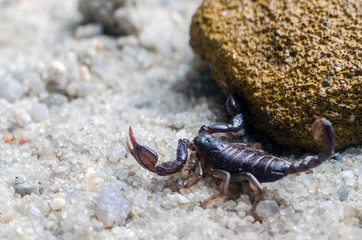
[
  {"left": 127, "top": 126, "right": 159, "bottom": 173},
  {"left": 126, "top": 126, "right": 189, "bottom": 176}
]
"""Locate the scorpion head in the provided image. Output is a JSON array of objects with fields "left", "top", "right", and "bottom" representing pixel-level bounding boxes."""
[{"left": 193, "top": 132, "right": 226, "bottom": 154}]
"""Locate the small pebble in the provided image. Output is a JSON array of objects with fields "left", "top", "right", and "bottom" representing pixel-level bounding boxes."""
[
  {"left": 346, "top": 159, "right": 353, "bottom": 167},
  {"left": 50, "top": 60, "right": 67, "bottom": 74},
  {"left": 31, "top": 103, "right": 50, "bottom": 122},
  {"left": 96, "top": 185, "right": 131, "bottom": 227},
  {"left": 19, "top": 136, "right": 29, "bottom": 144},
  {"left": 340, "top": 170, "right": 355, "bottom": 186},
  {"left": 279, "top": 207, "right": 296, "bottom": 223},
  {"left": 14, "top": 181, "right": 40, "bottom": 197},
  {"left": 0, "top": 75, "right": 24, "bottom": 102},
  {"left": 81, "top": 178, "right": 100, "bottom": 191},
  {"left": 255, "top": 200, "right": 279, "bottom": 220},
  {"left": 75, "top": 23, "right": 103, "bottom": 38},
  {"left": 180, "top": 169, "right": 189, "bottom": 180},
  {"left": 107, "top": 142, "right": 127, "bottom": 162},
  {"left": 50, "top": 197, "right": 66, "bottom": 210},
  {"left": 48, "top": 60, "right": 68, "bottom": 87},
  {"left": 337, "top": 187, "right": 349, "bottom": 201},
  {"left": 3, "top": 133, "right": 14, "bottom": 142},
  {"left": 279, "top": 215, "right": 287, "bottom": 222},
  {"left": 167, "top": 193, "right": 190, "bottom": 204},
  {"left": 79, "top": 65, "right": 90, "bottom": 81},
  {"left": 117, "top": 35, "right": 139, "bottom": 47},
  {"left": 76, "top": 82, "right": 94, "bottom": 97}
]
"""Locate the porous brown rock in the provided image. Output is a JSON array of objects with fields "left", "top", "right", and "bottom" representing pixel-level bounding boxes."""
[{"left": 190, "top": 0, "right": 361, "bottom": 151}]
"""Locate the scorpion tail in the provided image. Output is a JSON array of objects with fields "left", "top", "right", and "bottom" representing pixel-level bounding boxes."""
[{"left": 286, "top": 118, "right": 335, "bottom": 174}]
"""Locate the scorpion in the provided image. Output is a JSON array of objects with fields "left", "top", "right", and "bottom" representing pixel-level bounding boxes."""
[{"left": 126, "top": 83, "right": 335, "bottom": 221}]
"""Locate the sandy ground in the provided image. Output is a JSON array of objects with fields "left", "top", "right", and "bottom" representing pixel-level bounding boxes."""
[{"left": 0, "top": 0, "right": 361, "bottom": 239}]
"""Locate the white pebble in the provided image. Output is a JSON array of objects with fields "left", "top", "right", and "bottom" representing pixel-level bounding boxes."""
[
  {"left": 279, "top": 207, "right": 296, "bottom": 223},
  {"left": 31, "top": 103, "right": 49, "bottom": 122},
  {"left": 16, "top": 111, "right": 32, "bottom": 126},
  {"left": 0, "top": 75, "right": 24, "bottom": 102},
  {"left": 108, "top": 142, "right": 127, "bottom": 162},
  {"left": 50, "top": 60, "right": 67, "bottom": 74},
  {"left": 255, "top": 200, "right": 279, "bottom": 220},
  {"left": 167, "top": 193, "right": 190, "bottom": 204},
  {"left": 81, "top": 178, "right": 99, "bottom": 191},
  {"left": 75, "top": 23, "right": 103, "bottom": 38},
  {"left": 50, "top": 198, "right": 66, "bottom": 211},
  {"left": 96, "top": 186, "right": 131, "bottom": 227},
  {"left": 48, "top": 60, "right": 68, "bottom": 86},
  {"left": 340, "top": 170, "right": 355, "bottom": 186},
  {"left": 79, "top": 65, "right": 90, "bottom": 81}
]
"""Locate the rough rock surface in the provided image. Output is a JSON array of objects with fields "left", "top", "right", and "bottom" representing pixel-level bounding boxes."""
[{"left": 190, "top": 0, "right": 361, "bottom": 151}]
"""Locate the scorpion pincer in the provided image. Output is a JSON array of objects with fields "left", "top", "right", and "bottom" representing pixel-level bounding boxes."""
[{"left": 126, "top": 83, "right": 335, "bottom": 221}]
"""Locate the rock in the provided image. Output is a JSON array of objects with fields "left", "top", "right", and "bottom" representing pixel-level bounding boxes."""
[
  {"left": 96, "top": 185, "right": 131, "bottom": 227},
  {"left": 190, "top": 0, "right": 361, "bottom": 151},
  {"left": 14, "top": 181, "right": 40, "bottom": 197}
]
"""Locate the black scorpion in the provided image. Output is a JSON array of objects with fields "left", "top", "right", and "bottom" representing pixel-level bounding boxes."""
[{"left": 126, "top": 83, "right": 335, "bottom": 221}]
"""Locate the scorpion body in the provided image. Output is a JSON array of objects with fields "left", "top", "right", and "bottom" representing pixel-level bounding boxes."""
[
  {"left": 193, "top": 132, "right": 290, "bottom": 182},
  {"left": 126, "top": 83, "right": 335, "bottom": 221}
]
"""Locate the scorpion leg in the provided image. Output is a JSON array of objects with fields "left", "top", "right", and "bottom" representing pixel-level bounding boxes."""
[
  {"left": 198, "top": 81, "right": 244, "bottom": 135},
  {"left": 167, "top": 155, "right": 203, "bottom": 189},
  {"left": 286, "top": 118, "right": 335, "bottom": 174},
  {"left": 126, "top": 126, "right": 194, "bottom": 176},
  {"left": 220, "top": 81, "right": 242, "bottom": 117},
  {"left": 198, "top": 113, "right": 244, "bottom": 135},
  {"left": 201, "top": 169, "right": 230, "bottom": 207},
  {"left": 232, "top": 172, "right": 263, "bottom": 222}
]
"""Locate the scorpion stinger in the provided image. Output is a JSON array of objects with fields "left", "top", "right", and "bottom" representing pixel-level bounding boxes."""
[{"left": 286, "top": 118, "right": 335, "bottom": 174}]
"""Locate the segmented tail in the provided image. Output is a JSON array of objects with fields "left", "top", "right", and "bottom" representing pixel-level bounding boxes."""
[{"left": 286, "top": 118, "right": 335, "bottom": 174}]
